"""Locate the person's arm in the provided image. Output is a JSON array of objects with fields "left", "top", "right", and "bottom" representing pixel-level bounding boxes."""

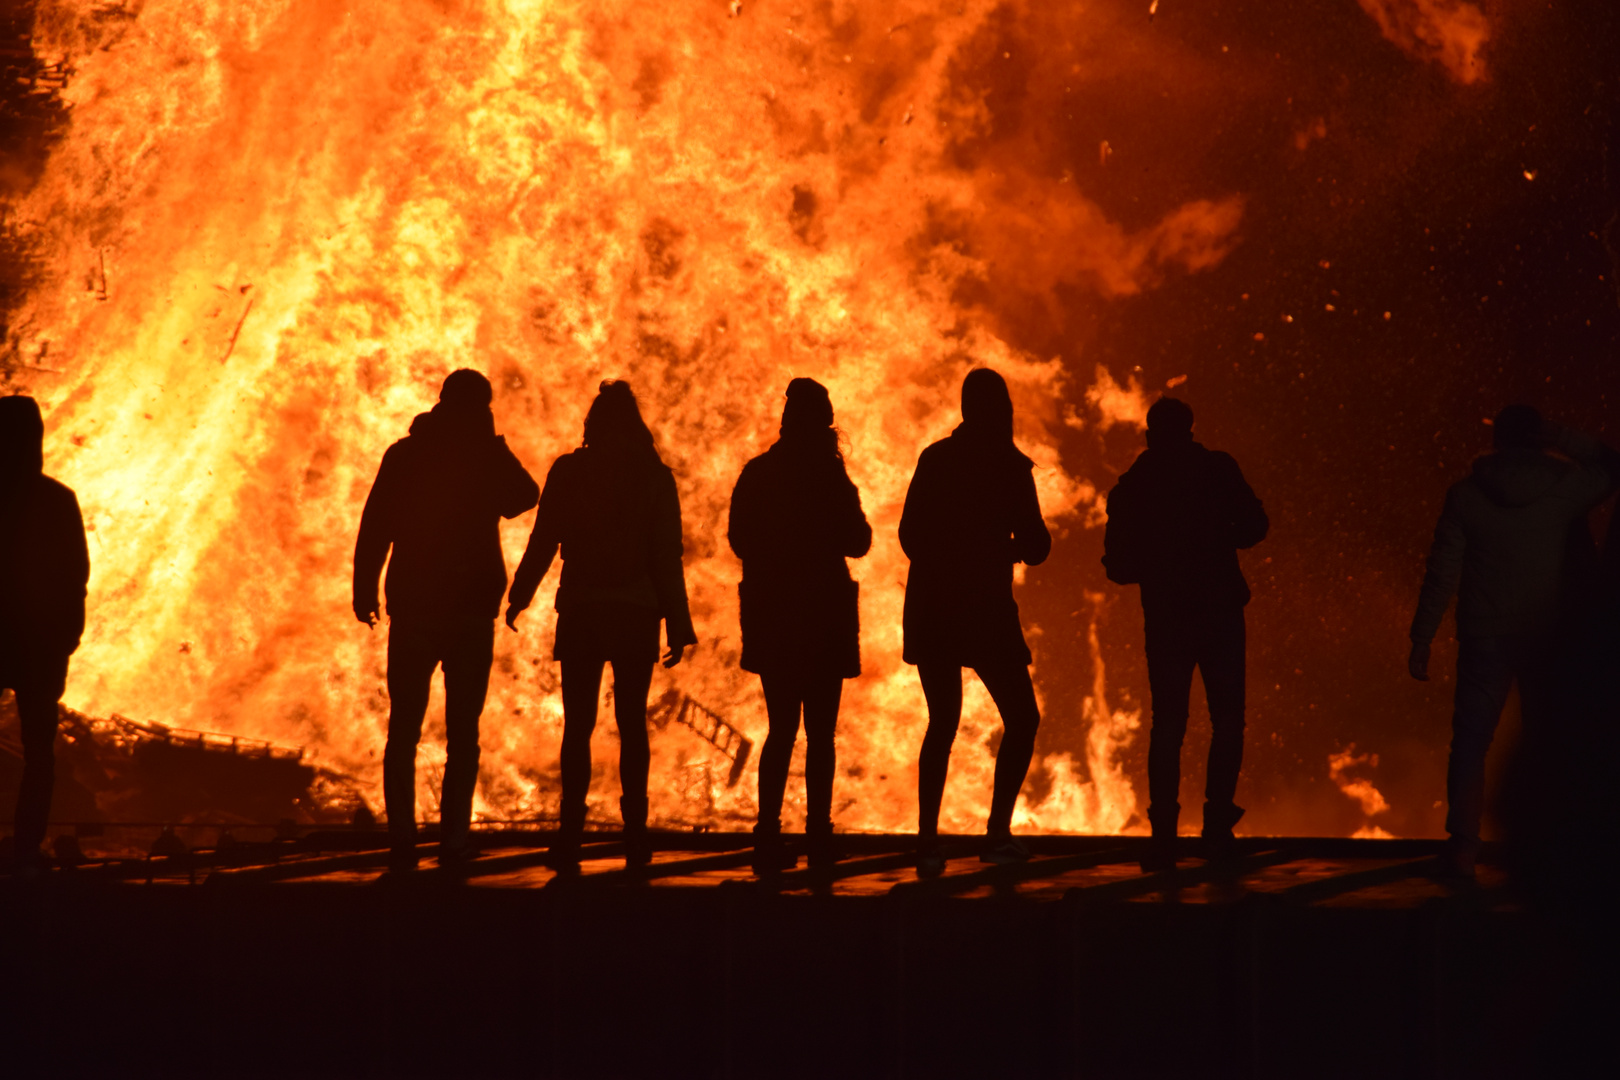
[
  {"left": 353, "top": 447, "right": 400, "bottom": 627},
  {"left": 1100, "top": 477, "right": 1140, "bottom": 585},
  {"left": 1408, "top": 487, "right": 1467, "bottom": 679},
  {"left": 492, "top": 435, "right": 540, "bottom": 519},
  {"left": 898, "top": 448, "right": 940, "bottom": 562},
  {"left": 726, "top": 460, "right": 762, "bottom": 563},
  {"left": 47, "top": 485, "right": 90, "bottom": 656},
  {"left": 506, "top": 456, "right": 566, "bottom": 628},
  {"left": 837, "top": 472, "right": 873, "bottom": 560},
  {"left": 1221, "top": 455, "right": 1270, "bottom": 550},
  {"left": 1010, "top": 464, "right": 1051, "bottom": 567},
  {"left": 651, "top": 466, "right": 697, "bottom": 666}
]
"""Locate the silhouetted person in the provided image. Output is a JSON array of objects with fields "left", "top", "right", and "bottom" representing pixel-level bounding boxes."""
[
  {"left": 729, "top": 379, "right": 871, "bottom": 874},
  {"left": 1103, "top": 397, "right": 1267, "bottom": 872},
  {"left": 0, "top": 396, "right": 89, "bottom": 875},
  {"left": 506, "top": 380, "right": 696, "bottom": 871},
  {"left": 902, "top": 369, "right": 1051, "bottom": 869},
  {"left": 354, "top": 370, "right": 538, "bottom": 873},
  {"left": 1408, "top": 405, "right": 1619, "bottom": 878}
]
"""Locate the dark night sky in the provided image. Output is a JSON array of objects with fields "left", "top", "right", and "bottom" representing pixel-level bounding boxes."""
[{"left": 983, "top": 0, "right": 1620, "bottom": 835}]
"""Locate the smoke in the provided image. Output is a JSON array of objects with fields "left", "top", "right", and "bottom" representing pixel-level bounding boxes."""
[{"left": 1357, "top": 0, "right": 1491, "bottom": 84}]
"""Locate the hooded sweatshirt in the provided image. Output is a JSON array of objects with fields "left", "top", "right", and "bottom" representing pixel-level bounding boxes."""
[
  {"left": 354, "top": 403, "right": 539, "bottom": 626},
  {"left": 1410, "top": 428, "right": 1619, "bottom": 644},
  {"left": 0, "top": 411, "right": 89, "bottom": 663}
]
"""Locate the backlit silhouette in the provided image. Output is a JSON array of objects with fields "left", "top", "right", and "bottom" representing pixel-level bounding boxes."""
[
  {"left": 728, "top": 378, "right": 871, "bottom": 874},
  {"left": 1103, "top": 397, "right": 1268, "bottom": 872},
  {"left": 354, "top": 370, "right": 539, "bottom": 873},
  {"left": 507, "top": 380, "right": 696, "bottom": 872},
  {"left": 901, "top": 368, "right": 1051, "bottom": 869},
  {"left": 1408, "top": 405, "right": 1618, "bottom": 878},
  {"left": 0, "top": 396, "right": 89, "bottom": 875}
]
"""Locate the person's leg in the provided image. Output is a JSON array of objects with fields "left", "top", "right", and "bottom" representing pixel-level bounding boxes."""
[
  {"left": 1143, "top": 612, "right": 1197, "bottom": 842},
  {"left": 439, "top": 622, "right": 494, "bottom": 860},
  {"left": 558, "top": 658, "right": 605, "bottom": 855},
  {"left": 757, "top": 672, "right": 805, "bottom": 833},
  {"left": 1446, "top": 636, "right": 1516, "bottom": 870},
  {"left": 915, "top": 663, "right": 963, "bottom": 840},
  {"left": 384, "top": 627, "right": 438, "bottom": 867},
  {"left": 977, "top": 662, "right": 1041, "bottom": 837},
  {"left": 13, "top": 672, "right": 65, "bottom": 869},
  {"left": 1198, "top": 607, "right": 1248, "bottom": 841},
  {"left": 609, "top": 658, "right": 655, "bottom": 864},
  {"left": 801, "top": 674, "right": 843, "bottom": 836}
]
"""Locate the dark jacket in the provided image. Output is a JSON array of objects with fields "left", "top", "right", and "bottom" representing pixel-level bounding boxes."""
[
  {"left": 1102, "top": 440, "right": 1268, "bottom": 613},
  {"left": 1410, "top": 430, "right": 1618, "bottom": 644},
  {"left": 0, "top": 473, "right": 90, "bottom": 662},
  {"left": 354, "top": 406, "right": 539, "bottom": 626},
  {"left": 899, "top": 429, "right": 1050, "bottom": 667},
  {"left": 728, "top": 441, "right": 871, "bottom": 677},
  {"left": 508, "top": 447, "right": 696, "bottom": 649}
]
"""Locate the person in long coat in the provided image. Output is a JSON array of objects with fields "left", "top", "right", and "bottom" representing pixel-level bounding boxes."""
[
  {"left": 900, "top": 368, "right": 1050, "bottom": 869},
  {"left": 728, "top": 378, "right": 871, "bottom": 873},
  {"left": 506, "top": 380, "right": 696, "bottom": 870}
]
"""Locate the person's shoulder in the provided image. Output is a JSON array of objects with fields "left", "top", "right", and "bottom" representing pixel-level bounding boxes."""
[{"left": 36, "top": 474, "right": 79, "bottom": 505}]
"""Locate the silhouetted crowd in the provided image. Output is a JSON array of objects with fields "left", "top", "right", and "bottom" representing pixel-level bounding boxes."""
[{"left": 3, "top": 371, "right": 1617, "bottom": 892}]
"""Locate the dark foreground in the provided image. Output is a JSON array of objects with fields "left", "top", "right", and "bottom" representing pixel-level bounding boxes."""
[{"left": 0, "top": 831, "right": 1570, "bottom": 1078}]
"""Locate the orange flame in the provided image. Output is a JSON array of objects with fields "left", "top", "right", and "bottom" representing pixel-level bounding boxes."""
[{"left": 10, "top": 1, "right": 1239, "bottom": 832}]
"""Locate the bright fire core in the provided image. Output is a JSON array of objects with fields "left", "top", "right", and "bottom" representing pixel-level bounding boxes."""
[{"left": 10, "top": 0, "right": 1322, "bottom": 834}]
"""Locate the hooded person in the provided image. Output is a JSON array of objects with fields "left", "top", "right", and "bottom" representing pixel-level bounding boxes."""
[
  {"left": 1408, "top": 404, "right": 1620, "bottom": 878},
  {"left": 728, "top": 378, "right": 872, "bottom": 874},
  {"left": 506, "top": 379, "right": 696, "bottom": 871},
  {"left": 0, "top": 395, "right": 89, "bottom": 874},
  {"left": 899, "top": 368, "right": 1051, "bottom": 869},
  {"left": 1103, "top": 397, "right": 1268, "bottom": 872},
  {"left": 354, "top": 369, "right": 539, "bottom": 872}
]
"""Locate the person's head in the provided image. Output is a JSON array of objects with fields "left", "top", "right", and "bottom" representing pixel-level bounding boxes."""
[
  {"left": 779, "top": 377, "right": 840, "bottom": 456},
  {"left": 1492, "top": 404, "right": 1544, "bottom": 451},
  {"left": 439, "top": 369, "right": 493, "bottom": 414},
  {"left": 584, "top": 379, "right": 658, "bottom": 459},
  {"left": 960, "top": 368, "right": 1013, "bottom": 440},
  {"left": 1145, "top": 396, "right": 1194, "bottom": 449},
  {"left": 0, "top": 394, "right": 45, "bottom": 479}
]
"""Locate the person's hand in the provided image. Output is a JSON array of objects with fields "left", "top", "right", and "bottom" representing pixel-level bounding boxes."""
[
  {"left": 662, "top": 641, "right": 694, "bottom": 669},
  {"left": 355, "top": 602, "right": 379, "bottom": 629},
  {"left": 505, "top": 603, "right": 525, "bottom": 631},
  {"left": 1408, "top": 641, "right": 1430, "bottom": 681}
]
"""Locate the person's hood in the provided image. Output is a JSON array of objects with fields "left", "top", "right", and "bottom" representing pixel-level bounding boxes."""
[
  {"left": 949, "top": 421, "right": 1033, "bottom": 468},
  {"left": 1470, "top": 448, "right": 1568, "bottom": 508},
  {"left": 1124, "top": 439, "right": 1206, "bottom": 478},
  {"left": 407, "top": 401, "right": 496, "bottom": 443}
]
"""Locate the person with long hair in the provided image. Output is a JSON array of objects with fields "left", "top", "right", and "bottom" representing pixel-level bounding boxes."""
[
  {"left": 900, "top": 368, "right": 1050, "bottom": 870},
  {"left": 728, "top": 378, "right": 872, "bottom": 874},
  {"left": 506, "top": 380, "right": 696, "bottom": 871}
]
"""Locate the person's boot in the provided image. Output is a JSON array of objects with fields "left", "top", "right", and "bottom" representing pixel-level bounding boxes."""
[
  {"left": 1141, "top": 808, "right": 1179, "bottom": 874},
  {"left": 388, "top": 816, "right": 418, "bottom": 875},
  {"left": 551, "top": 801, "right": 585, "bottom": 874},
  {"left": 621, "top": 795, "right": 652, "bottom": 870},
  {"left": 751, "top": 821, "right": 796, "bottom": 875},
  {"left": 806, "top": 822, "right": 839, "bottom": 870},
  {"left": 915, "top": 833, "right": 945, "bottom": 877},
  {"left": 1201, "top": 802, "right": 1245, "bottom": 865}
]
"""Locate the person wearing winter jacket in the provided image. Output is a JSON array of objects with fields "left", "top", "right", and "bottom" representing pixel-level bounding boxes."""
[
  {"left": 901, "top": 368, "right": 1051, "bottom": 870},
  {"left": 354, "top": 370, "right": 539, "bottom": 872},
  {"left": 506, "top": 380, "right": 696, "bottom": 871},
  {"left": 0, "top": 396, "right": 89, "bottom": 875},
  {"left": 1408, "top": 404, "right": 1619, "bottom": 877},
  {"left": 728, "top": 378, "right": 871, "bottom": 874},
  {"left": 1103, "top": 397, "right": 1268, "bottom": 871}
]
